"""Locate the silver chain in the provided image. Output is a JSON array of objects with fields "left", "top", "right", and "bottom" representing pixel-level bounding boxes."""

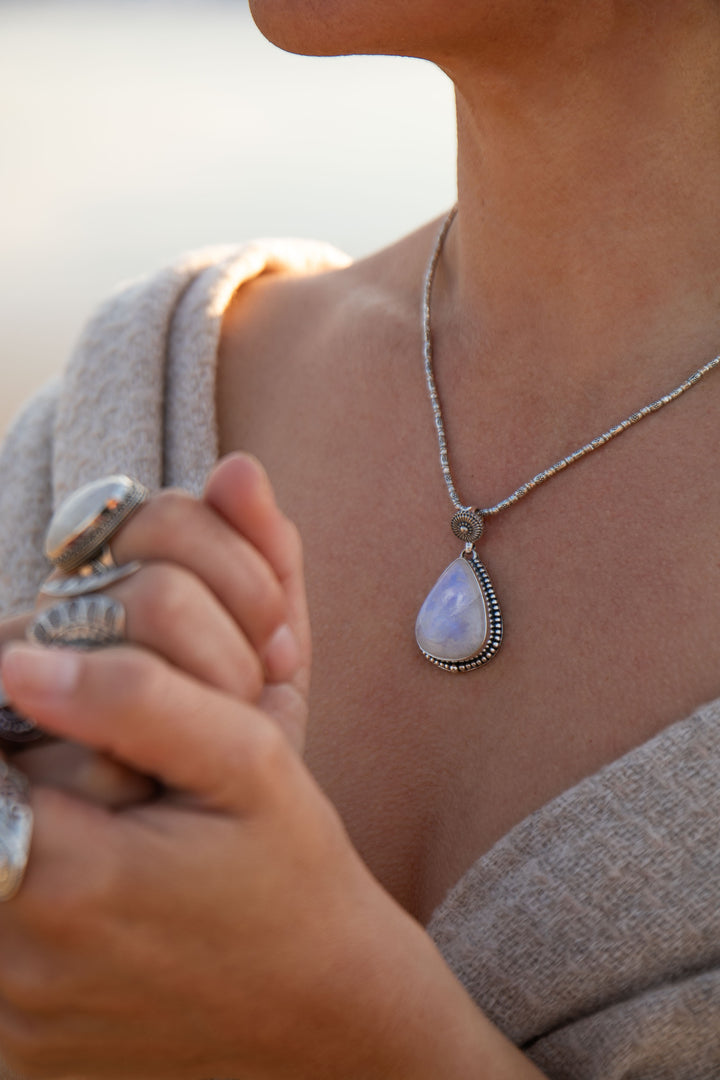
[{"left": 423, "top": 204, "right": 720, "bottom": 517}]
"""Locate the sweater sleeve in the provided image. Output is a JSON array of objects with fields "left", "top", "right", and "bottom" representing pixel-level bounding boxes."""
[{"left": 0, "top": 379, "right": 60, "bottom": 615}]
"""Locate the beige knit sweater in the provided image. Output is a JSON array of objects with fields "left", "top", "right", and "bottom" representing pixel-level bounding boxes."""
[{"left": 1, "top": 241, "right": 718, "bottom": 1079}]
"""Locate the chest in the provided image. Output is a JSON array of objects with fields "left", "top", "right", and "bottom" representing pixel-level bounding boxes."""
[{"left": 219, "top": 340, "right": 720, "bottom": 923}]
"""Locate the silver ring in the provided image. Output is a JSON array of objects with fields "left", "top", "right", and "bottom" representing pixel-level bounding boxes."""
[
  {"left": 0, "top": 706, "right": 44, "bottom": 745},
  {"left": 0, "top": 677, "right": 43, "bottom": 745},
  {"left": 0, "top": 762, "right": 33, "bottom": 901},
  {"left": 45, "top": 475, "right": 148, "bottom": 574},
  {"left": 40, "top": 559, "right": 142, "bottom": 600},
  {"left": 27, "top": 595, "right": 126, "bottom": 649}
]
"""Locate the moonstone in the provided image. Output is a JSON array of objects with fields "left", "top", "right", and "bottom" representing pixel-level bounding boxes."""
[
  {"left": 415, "top": 558, "right": 488, "bottom": 663},
  {"left": 45, "top": 476, "right": 133, "bottom": 559}
]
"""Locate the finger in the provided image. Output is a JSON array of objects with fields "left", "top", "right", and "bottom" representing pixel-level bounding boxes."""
[
  {"left": 115, "top": 563, "right": 265, "bottom": 699},
  {"left": 99, "top": 488, "right": 290, "bottom": 676},
  {"left": 37, "top": 562, "right": 265, "bottom": 702},
  {"left": 0, "top": 643, "right": 297, "bottom": 812},
  {"left": 12, "top": 742, "right": 156, "bottom": 808},
  {"left": 203, "top": 454, "right": 311, "bottom": 694},
  {"left": 0, "top": 613, "right": 45, "bottom": 756},
  {"left": 1, "top": 612, "right": 153, "bottom": 808}
]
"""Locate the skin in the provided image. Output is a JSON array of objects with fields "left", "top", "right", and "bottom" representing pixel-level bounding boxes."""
[
  {"left": 0, "top": 457, "right": 543, "bottom": 1079},
  {"left": 0, "top": 0, "right": 719, "bottom": 1074},
  {"left": 216, "top": 0, "right": 720, "bottom": 918}
]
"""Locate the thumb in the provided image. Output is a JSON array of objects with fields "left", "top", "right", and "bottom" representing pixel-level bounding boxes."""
[{"left": 0, "top": 643, "right": 293, "bottom": 814}]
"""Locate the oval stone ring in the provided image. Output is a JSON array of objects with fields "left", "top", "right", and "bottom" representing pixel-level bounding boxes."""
[{"left": 44, "top": 475, "right": 148, "bottom": 574}]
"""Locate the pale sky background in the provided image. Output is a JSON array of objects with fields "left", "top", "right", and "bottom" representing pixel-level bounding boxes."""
[{"left": 0, "top": 0, "right": 456, "bottom": 434}]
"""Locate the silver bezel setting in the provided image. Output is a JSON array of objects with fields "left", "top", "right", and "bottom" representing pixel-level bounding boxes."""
[
  {"left": 45, "top": 475, "right": 148, "bottom": 573},
  {"left": 417, "top": 549, "right": 503, "bottom": 672},
  {"left": 40, "top": 560, "right": 142, "bottom": 599}
]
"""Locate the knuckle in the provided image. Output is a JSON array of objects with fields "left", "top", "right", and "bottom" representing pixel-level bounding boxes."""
[
  {"left": 82, "top": 647, "right": 152, "bottom": 714},
  {"left": 244, "top": 719, "right": 292, "bottom": 791},
  {"left": 130, "top": 563, "right": 197, "bottom": 637},
  {"left": 234, "top": 652, "right": 265, "bottom": 704},
  {"left": 136, "top": 488, "right": 197, "bottom": 547},
  {"left": 148, "top": 486, "right": 195, "bottom": 522},
  {"left": 116, "top": 647, "right": 170, "bottom": 712},
  {"left": 242, "top": 565, "right": 285, "bottom": 630}
]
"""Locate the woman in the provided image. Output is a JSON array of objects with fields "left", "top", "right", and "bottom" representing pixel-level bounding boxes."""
[{"left": 0, "top": 1, "right": 718, "bottom": 1075}]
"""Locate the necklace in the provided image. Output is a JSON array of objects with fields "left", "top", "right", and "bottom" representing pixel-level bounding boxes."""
[{"left": 415, "top": 205, "right": 720, "bottom": 672}]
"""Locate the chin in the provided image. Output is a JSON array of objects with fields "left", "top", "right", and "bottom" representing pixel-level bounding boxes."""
[
  {"left": 247, "top": 0, "right": 423, "bottom": 59},
  {"left": 249, "top": 0, "right": 355, "bottom": 57}
]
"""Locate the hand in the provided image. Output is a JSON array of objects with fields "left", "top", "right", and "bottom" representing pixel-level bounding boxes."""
[
  {"left": 0, "top": 455, "right": 545, "bottom": 1080},
  {"left": 0, "top": 453, "right": 332, "bottom": 1078},
  {"left": 0, "top": 454, "right": 310, "bottom": 804}
]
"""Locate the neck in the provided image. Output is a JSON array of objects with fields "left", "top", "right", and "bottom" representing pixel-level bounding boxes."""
[{"left": 434, "top": 3, "right": 720, "bottom": 393}]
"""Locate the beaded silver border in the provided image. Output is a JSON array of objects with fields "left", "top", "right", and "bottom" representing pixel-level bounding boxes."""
[{"left": 418, "top": 550, "right": 503, "bottom": 672}]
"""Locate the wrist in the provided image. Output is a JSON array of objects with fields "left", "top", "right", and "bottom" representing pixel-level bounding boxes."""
[{"left": 327, "top": 877, "right": 546, "bottom": 1080}]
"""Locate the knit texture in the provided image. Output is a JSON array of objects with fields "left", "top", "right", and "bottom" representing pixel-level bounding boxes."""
[
  {"left": 428, "top": 698, "right": 720, "bottom": 1077},
  {"left": 0, "top": 240, "right": 718, "bottom": 1078}
]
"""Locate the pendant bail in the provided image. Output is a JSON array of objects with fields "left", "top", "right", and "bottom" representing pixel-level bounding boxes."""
[{"left": 450, "top": 507, "right": 484, "bottom": 545}]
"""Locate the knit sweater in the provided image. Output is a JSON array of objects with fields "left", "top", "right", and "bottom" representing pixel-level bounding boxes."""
[{"left": 1, "top": 241, "right": 718, "bottom": 1079}]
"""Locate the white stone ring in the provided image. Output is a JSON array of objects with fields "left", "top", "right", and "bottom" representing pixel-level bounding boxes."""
[
  {"left": 0, "top": 761, "right": 33, "bottom": 901},
  {"left": 44, "top": 475, "right": 148, "bottom": 575}
]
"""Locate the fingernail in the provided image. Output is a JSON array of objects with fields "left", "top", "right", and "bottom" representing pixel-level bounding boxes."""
[
  {"left": 2, "top": 645, "right": 80, "bottom": 698},
  {"left": 263, "top": 623, "right": 300, "bottom": 683}
]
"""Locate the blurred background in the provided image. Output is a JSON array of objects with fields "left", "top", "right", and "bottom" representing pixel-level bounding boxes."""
[{"left": 0, "top": 0, "right": 456, "bottom": 434}]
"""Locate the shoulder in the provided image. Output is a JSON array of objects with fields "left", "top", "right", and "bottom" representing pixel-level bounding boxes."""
[
  {"left": 215, "top": 220, "right": 442, "bottom": 446},
  {"left": 220, "top": 221, "right": 439, "bottom": 355}
]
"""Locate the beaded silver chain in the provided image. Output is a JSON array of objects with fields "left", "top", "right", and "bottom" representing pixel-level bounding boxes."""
[{"left": 423, "top": 204, "right": 720, "bottom": 519}]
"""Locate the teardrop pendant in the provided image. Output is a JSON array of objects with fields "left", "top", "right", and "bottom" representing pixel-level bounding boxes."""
[{"left": 415, "top": 549, "right": 503, "bottom": 671}]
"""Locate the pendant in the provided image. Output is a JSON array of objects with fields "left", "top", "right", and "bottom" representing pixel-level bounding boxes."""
[{"left": 415, "top": 510, "right": 503, "bottom": 671}]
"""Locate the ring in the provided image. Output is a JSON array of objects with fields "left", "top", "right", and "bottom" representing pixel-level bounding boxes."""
[
  {"left": 0, "top": 676, "right": 44, "bottom": 746},
  {"left": 0, "top": 673, "right": 50, "bottom": 751},
  {"left": 40, "top": 560, "right": 142, "bottom": 600},
  {"left": 0, "top": 761, "right": 33, "bottom": 901},
  {"left": 27, "top": 595, "right": 126, "bottom": 649},
  {"left": 0, "top": 705, "right": 45, "bottom": 746},
  {"left": 45, "top": 475, "right": 148, "bottom": 574}
]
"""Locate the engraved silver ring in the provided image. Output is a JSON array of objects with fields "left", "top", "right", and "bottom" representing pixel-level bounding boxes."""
[{"left": 27, "top": 595, "right": 126, "bottom": 650}]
